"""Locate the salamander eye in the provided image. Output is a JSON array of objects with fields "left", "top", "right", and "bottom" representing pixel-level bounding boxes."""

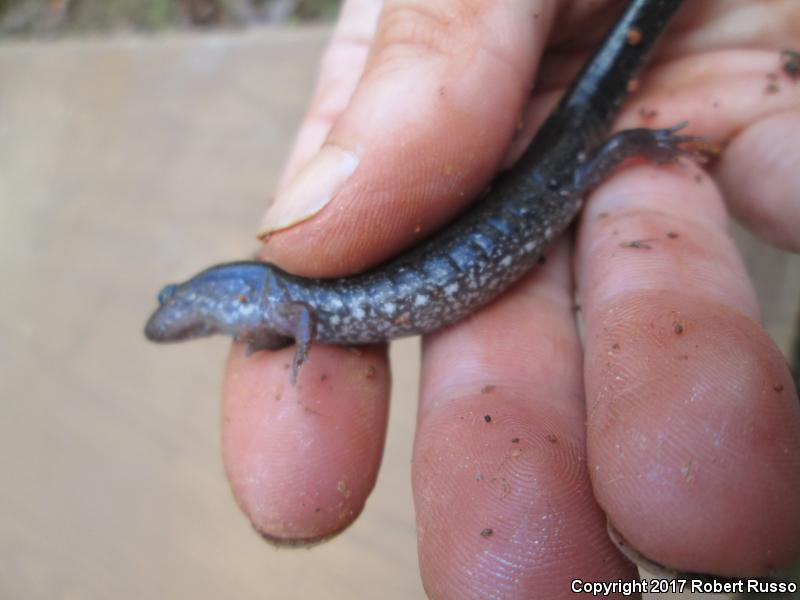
[{"left": 158, "top": 284, "right": 178, "bottom": 305}]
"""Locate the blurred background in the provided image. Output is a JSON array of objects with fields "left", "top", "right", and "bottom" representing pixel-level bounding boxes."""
[
  {"left": 0, "top": 0, "right": 339, "bottom": 34},
  {"left": 0, "top": 1, "right": 798, "bottom": 599}
]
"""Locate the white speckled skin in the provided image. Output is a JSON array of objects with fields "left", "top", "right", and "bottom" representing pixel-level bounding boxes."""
[{"left": 145, "top": 0, "right": 688, "bottom": 351}]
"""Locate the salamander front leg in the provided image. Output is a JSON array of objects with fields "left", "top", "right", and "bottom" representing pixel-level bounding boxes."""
[{"left": 288, "top": 303, "right": 317, "bottom": 385}]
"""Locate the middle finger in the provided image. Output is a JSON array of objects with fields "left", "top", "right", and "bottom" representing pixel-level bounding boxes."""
[{"left": 412, "top": 241, "right": 637, "bottom": 599}]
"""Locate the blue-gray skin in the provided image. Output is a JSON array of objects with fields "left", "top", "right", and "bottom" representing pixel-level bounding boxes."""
[{"left": 146, "top": 0, "right": 695, "bottom": 383}]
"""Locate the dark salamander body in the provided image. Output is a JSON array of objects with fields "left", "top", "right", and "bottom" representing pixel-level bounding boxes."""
[{"left": 146, "top": 0, "right": 693, "bottom": 382}]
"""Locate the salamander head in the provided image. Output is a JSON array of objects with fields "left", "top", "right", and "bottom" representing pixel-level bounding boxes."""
[{"left": 144, "top": 261, "right": 286, "bottom": 347}]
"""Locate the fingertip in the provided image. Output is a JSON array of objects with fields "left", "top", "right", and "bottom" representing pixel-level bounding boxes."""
[
  {"left": 413, "top": 391, "right": 638, "bottom": 599},
  {"left": 222, "top": 342, "right": 390, "bottom": 542},
  {"left": 586, "top": 294, "right": 800, "bottom": 576}
]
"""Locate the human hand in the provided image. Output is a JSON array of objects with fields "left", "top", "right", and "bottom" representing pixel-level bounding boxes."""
[{"left": 221, "top": 0, "right": 800, "bottom": 595}]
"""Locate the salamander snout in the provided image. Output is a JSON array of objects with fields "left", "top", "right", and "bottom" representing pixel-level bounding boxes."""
[
  {"left": 145, "top": 262, "right": 271, "bottom": 344},
  {"left": 145, "top": 281, "right": 213, "bottom": 342}
]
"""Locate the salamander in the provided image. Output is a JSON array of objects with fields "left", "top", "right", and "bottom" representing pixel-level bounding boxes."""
[{"left": 145, "top": 0, "right": 694, "bottom": 383}]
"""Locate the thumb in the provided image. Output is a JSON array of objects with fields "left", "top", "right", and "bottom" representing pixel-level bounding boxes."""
[{"left": 258, "top": 0, "right": 557, "bottom": 277}]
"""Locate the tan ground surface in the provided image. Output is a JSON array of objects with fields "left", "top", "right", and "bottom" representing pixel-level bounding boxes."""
[{"left": 0, "top": 27, "right": 797, "bottom": 599}]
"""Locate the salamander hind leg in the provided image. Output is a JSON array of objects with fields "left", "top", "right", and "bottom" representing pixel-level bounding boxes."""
[{"left": 575, "top": 122, "right": 707, "bottom": 192}]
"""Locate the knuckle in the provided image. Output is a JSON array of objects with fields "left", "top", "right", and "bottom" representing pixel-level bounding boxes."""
[{"left": 372, "top": 0, "right": 489, "bottom": 64}]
